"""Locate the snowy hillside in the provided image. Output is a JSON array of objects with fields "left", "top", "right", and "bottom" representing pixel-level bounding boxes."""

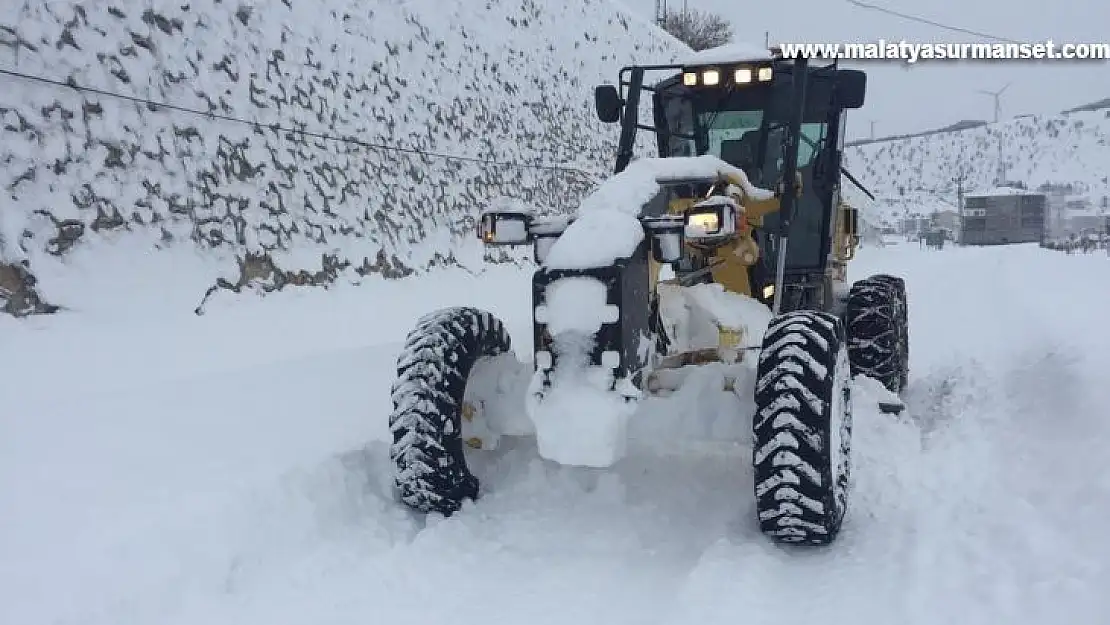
[
  {"left": 0, "top": 0, "right": 685, "bottom": 315},
  {"left": 844, "top": 107, "right": 1110, "bottom": 226}
]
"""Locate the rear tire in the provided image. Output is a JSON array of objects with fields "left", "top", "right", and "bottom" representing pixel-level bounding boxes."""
[
  {"left": 389, "top": 307, "right": 512, "bottom": 515},
  {"left": 869, "top": 274, "right": 909, "bottom": 390},
  {"left": 753, "top": 310, "right": 852, "bottom": 545},
  {"left": 846, "top": 275, "right": 909, "bottom": 393}
]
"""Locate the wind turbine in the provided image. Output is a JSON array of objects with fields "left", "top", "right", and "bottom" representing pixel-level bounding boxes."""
[
  {"left": 978, "top": 81, "right": 1011, "bottom": 123},
  {"left": 978, "top": 82, "right": 1012, "bottom": 184}
]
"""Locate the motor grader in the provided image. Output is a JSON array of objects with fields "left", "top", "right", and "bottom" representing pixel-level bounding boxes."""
[{"left": 388, "top": 45, "right": 909, "bottom": 545}]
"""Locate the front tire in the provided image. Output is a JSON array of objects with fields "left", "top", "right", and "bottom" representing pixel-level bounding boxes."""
[
  {"left": 388, "top": 307, "right": 512, "bottom": 515},
  {"left": 753, "top": 310, "right": 853, "bottom": 545}
]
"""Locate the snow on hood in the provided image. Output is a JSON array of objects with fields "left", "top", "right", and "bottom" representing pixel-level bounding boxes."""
[
  {"left": 682, "top": 42, "right": 773, "bottom": 66},
  {"left": 542, "top": 156, "right": 774, "bottom": 269}
]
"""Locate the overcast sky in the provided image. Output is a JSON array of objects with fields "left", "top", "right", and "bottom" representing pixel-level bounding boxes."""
[{"left": 620, "top": 0, "right": 1109, "bottom": 141}]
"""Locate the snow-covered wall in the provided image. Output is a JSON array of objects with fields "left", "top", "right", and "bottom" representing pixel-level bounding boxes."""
[{"left": 0, "top": 0, "right": 685, "bottom": 315}]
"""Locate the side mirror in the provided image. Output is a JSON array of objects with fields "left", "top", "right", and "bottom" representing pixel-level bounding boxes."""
[
  {"left": 594, "top": 84, "right": 623, "bottom": 124},
  {"left": 478, "top": 210, "right": 532, "bottom": 246},
  {"left": 834, "top": 69, "right": 866, "bottom": 109}
]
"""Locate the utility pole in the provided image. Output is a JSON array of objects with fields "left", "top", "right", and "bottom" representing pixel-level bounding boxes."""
[
  {"left": 955, "top": 172, "right": 966, "bottom": 245},
  {"left": 654, "top": 0, "right": 667, "bottom": 26},
  {"left": 764, "top": 31, "right": 769, "bottom": 48},
  {"left": 996, "top": 141, "right": 1006, "bottom": 186}
]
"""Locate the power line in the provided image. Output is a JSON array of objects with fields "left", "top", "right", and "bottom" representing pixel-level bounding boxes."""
[
  {"left": 843, "top": 0, "right": 1022, "bottom": 44},
  {"left": 0, "top": 66, "right": 597, "bottom": 179}
]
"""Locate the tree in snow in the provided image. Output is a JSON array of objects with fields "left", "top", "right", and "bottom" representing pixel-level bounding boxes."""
[{"left": 660, "top": 7, "right": 733, "bottom": 51}]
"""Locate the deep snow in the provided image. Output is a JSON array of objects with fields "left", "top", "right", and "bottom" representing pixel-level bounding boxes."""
[{"left": 3, "top": 242, "right": 1110, "bottom": 625}]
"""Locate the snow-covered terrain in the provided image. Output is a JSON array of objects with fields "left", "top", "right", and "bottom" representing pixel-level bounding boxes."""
[
  {"left": 844, "top": 107, "right": 1110, "bottom": 228},
  {"left": 3, "top": 2, "right": 1109, "bottom": 620},
  {"left": 4, "top": 241, "right": 1108, "bottom": 625},
  {"left": 0, "top": 0, "right": 685, "bottom": 315}
]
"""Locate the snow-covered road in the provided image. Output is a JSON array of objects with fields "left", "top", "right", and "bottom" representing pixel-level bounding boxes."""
[{"left": 3, "top": 243, "right": 1108, "bottom": 625}]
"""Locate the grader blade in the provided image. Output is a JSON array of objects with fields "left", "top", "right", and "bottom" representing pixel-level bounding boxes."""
[{"left": 643, "top": 346, "right": 754, "bottom": 394}]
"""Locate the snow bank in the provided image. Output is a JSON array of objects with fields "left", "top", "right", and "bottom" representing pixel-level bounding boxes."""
[
  {"left": 543, "top": 155, "right": 772, "bottom": 269},
  {"left": 0, "top": 0, "right": 687, "bottom": 315}
]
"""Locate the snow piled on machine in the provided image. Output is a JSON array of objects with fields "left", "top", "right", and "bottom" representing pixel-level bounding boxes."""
[
  {"left": 543, "top": 155, "right": 773, "bottom": 269},
  {"left": 522, "top": 156, "right": 775, "bottom": 467},
  {"left": 681, "top": 42, "right": 775, "bottom": 66},
  {"left": 528, "top": 277, "right": 636, "bottom": 466},
  {"left": 658, "top": 282, "right": 772, "bottom": 354},
  {"left": 460, "top": 352, "right": 534, "bottom": 451}
]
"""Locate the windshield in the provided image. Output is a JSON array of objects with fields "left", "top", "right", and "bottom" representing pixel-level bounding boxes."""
[
  {"left": 757, "top": 122, "right": 826, "bottom": 183},
  {"left": 696, "top": 112, "right": 824, "bottom": 186},
  {"left": 698, "top": 110, "right": 763, "bottom": 168}
]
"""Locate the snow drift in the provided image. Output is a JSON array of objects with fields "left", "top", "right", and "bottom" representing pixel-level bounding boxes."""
[{"left": 0, "top": 0, "right": 686, "bottom": 315}]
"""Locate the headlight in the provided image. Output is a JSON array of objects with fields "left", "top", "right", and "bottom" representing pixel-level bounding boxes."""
[
  {"left": 684, "top": 197, "right": 739, "bottom": 244},
  {"left": 734, "top": 68, "right": 752, "bottom": 83},
  {"left": 687, "top": 212, "right": 720, "bottom": 234}
]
